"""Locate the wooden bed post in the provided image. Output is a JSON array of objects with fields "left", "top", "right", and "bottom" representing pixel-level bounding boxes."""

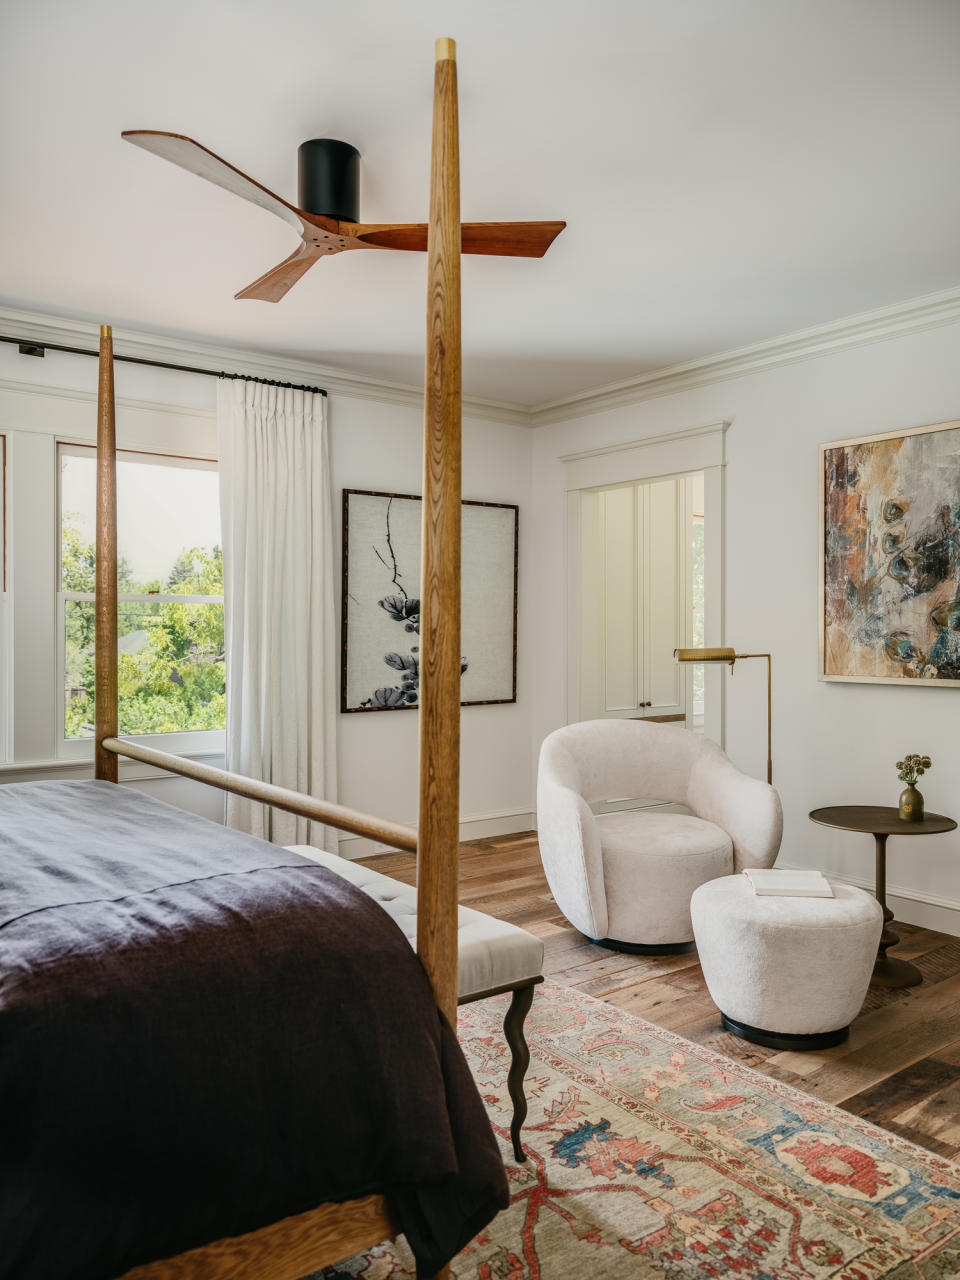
[
  {"left": 417, "top": 36, "right": 461, "bottom": 1028},
  {"left": 95, "top": 324, "right": 119, "bottom": 783}
]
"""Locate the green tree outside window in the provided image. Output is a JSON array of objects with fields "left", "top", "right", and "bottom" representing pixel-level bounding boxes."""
[{"left": 62, "top": 517, "right": 225, "bottom": 738}]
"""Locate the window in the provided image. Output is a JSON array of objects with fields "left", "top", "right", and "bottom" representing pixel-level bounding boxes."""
[{"left": 58, "top": 445, "right": 224, "bottom": 743}]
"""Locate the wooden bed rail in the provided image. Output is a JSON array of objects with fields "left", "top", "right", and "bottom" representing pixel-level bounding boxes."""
[{"left": 101, "top": 737, "right": 418, "bottom": 853}]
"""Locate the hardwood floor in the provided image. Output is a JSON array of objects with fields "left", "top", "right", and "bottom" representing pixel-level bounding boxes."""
[{"left": 361, "top": 830, "right": 960, "bottom": 1161}]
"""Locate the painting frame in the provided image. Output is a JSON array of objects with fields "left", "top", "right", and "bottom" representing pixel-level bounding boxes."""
[
  {"left": 341, "top": 488, "right": 519, "bottom": 712},
  {"left": 819, "top": 418, "right": 960, "bottom": 686}
]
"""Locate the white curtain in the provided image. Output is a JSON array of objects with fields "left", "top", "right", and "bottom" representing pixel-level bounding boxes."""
[{"left": 217, "top": 379, "right": 338, "bottom": 850}]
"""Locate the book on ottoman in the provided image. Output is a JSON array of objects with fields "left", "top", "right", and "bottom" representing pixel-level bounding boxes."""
[{"left": 742, "top": 868, "right": 834, "bottom": 897}]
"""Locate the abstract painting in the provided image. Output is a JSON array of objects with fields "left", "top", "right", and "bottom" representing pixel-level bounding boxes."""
[
  {"left": 821, "top": 419, "right": 960, "bottom": 684},
  {"left": 341, "top": 489, "right": 518, "bottom": 711}
]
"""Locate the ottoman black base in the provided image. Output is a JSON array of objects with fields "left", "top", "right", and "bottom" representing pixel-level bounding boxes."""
[
  {"left": 589, "top": 936, "right": 698, "bottom": 956},
  {"left": 721, "top": 1013, "right": 849, "bottom": 1052}
]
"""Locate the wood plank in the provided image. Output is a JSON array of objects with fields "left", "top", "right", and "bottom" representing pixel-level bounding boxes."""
[
  {"left": 886, "top": 928, "right": 946, "bottom": 960},
  {"left": 894, "top": 1088, "right": 960, "bottom": 1146},
  {"left": 839, "top": 1052, "right": 960, "bottom": 1131},
  {"left": 768, "top": 970, "right": 960, "bottom": 1076},
  {"left": 745, "top": 997, "right": 960, "bottom": 1105},
  {"left": 575, "top": 951, "right": 702, "bottom": 996}
]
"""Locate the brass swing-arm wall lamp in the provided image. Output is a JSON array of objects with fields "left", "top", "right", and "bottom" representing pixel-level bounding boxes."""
[{"left": 673, "top": 648, "right": 772, "bottom": 785}]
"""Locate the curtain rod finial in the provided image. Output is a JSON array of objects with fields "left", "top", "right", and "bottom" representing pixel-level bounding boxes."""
[{"left": 435, "top": 37, "right": 456, "bottom": 61}]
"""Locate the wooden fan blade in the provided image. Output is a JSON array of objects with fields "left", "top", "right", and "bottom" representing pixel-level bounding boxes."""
[
  {"left": 350, "top": 220, "right": 565, "bottom": 257},
  {"left": 235, "top": 242, "right": 322, "bottom": 302},
  {"left": 121, "top": 130, "right": 336, "bottom": 235}
]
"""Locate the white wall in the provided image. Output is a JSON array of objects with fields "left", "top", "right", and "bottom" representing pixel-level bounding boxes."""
[
  {"left": 531, "top": 321, "right": 960, "bottom": 932},
  {"left": 0, "top": 342, "right": 535, "bottom": 849},
  {"left": 331, "top": 394, "right": 535, "bottom": 854}
]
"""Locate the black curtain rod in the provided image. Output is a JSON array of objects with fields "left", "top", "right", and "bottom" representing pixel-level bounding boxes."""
[{"left": 0, "top": 334, "right": 327, "bottom": 397}]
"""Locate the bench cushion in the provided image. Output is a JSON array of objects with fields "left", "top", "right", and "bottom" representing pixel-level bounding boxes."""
[{"left": 285, "top": 846, "right": 544, "bottom": 1000}]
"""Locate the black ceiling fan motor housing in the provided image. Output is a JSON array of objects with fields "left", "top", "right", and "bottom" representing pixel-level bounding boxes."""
[{"left": 298, "top": 139, "right": 360, "bottom": 223}]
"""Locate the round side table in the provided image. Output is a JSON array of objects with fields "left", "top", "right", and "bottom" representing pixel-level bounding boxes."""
[{"left": 808, "top": 805, "right": 956, "bottom": 989}]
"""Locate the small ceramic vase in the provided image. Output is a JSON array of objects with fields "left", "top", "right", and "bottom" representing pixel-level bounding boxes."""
[{"left": 899, "top": 783, "right": 924, "bottom": 823}]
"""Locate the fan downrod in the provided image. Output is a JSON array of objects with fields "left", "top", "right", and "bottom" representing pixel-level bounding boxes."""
[{"left": 298, "top": 139, "right": 360, "bottom": 223}]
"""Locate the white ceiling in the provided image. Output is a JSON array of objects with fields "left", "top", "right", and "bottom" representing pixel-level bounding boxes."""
[{"left": 2, "top": 0, "right": 959, "bottom": 406}]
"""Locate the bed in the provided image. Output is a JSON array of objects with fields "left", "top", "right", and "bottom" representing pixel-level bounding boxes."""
[
  {"left": 0, "top": 781, "right": 506, "bottom": 1280},
  {"left": 1, "top": 39, "right": 500, "bottom": 1280}
]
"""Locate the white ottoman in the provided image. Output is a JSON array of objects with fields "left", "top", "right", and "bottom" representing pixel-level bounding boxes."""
[{"left": 691, "top": 875, "right": 883, "bottom": 1050}]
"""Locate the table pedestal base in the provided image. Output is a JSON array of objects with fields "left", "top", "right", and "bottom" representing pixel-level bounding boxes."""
[
  {"left": 873, "top": 953, "right": 923, "bottom": 989},
  {"left": 808, "top": 807, "right": 958, "bottom": 994},
  {"left": 872, "top": 831, "right": 924, "bottom": 989}
]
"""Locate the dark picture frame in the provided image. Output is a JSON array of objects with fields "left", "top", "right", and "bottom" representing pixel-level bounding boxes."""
[{"left": 341, "top": 488, "right": 519, "bottom": 712}]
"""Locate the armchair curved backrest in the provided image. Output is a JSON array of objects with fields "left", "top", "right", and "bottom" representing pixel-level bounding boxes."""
[
  {"left": 537, "top": 720, "right": 782, "bottom": 941},
  {"left": 544, "top": 719, "right": 701, "bottom": 807}
]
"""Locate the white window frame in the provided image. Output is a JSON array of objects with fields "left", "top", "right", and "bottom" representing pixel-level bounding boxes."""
[{"left": 57, "top": 442, "right": 224, "bottom": 761}]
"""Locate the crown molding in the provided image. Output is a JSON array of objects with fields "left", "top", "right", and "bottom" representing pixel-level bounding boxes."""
[
  {"left": 528, "top": 284, "right": 960, "bottom": 427},
  {"left": 0, "top": 375, "right": 214, "bottom": 420},
  {"left": 3, "top": 285, "right": 960, "bottom": 432},
  {"left": 0, "top": 306, "right": 531, "bottom": 428}
]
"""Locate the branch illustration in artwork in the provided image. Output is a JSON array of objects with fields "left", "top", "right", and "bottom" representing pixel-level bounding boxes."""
[
  {"left": 361, "top": 498, "right": 468, "bottom": 709},
  {"left": 372, "top": 496, "right": 407, "bottom": 599}
]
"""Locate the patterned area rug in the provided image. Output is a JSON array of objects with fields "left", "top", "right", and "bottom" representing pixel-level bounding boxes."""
[{"left": 315, "top": 980, "right": 960, "bottom": 1279}]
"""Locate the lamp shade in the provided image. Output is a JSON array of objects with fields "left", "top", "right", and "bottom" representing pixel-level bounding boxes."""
[{"left": 674, "top": 647, "right": 736, "bottom": 663}]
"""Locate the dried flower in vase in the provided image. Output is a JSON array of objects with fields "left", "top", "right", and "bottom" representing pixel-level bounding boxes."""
[{"left": 896, "top": 754, "right": 932, "bottom": 785}]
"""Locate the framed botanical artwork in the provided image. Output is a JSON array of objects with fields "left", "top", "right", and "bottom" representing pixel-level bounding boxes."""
[
  {"left": 820, "top": 418, "right": 960, "bottom": 685},
  {"left": 341, "top": 489, "right": 518, "bottom": 712}
]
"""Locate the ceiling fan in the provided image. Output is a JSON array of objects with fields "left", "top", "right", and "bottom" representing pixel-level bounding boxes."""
[{"left": 121, "top": 132, "right": 566, "bottom": 302}]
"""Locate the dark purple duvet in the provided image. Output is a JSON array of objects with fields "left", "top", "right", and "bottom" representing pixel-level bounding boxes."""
[{"left": 0, "top": 780, "right": 507, "bottom": 1279}]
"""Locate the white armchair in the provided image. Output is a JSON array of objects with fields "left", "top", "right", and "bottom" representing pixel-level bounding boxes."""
[{"left": 536, "top": 720, "right": 782, "bottom": 952}]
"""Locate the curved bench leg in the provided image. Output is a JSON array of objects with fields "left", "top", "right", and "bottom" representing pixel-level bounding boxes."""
[{"left": 503, "top": 983, "right": 536, "bottom": 1163}]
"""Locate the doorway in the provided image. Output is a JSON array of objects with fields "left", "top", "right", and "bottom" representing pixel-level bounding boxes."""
[
  {"left": 577, "top": 472, "right": 705, "bottom": 728},
  {"left": 562, "top": 420, "right": 727, "bottom": 748}
]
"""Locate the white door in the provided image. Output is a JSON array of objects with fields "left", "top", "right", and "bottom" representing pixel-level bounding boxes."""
[{"left": 579, "top": 474, "right": 700, "bottom": 724}]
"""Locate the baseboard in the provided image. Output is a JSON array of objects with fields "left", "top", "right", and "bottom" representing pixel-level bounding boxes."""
[
  {"left": 779, "top": 861, "right": 960, "bottom": 938},
  {"left": 337, "top": 807, "right": 536, "bottom": 860}
]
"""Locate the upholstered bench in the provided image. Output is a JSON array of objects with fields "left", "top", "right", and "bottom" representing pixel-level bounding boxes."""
[
  {"left": 287, "top": 845, "right": 544, "bottom": 1161},
  {"left": 691, "top": 874, "right": 882, "bottom": 1051}
]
